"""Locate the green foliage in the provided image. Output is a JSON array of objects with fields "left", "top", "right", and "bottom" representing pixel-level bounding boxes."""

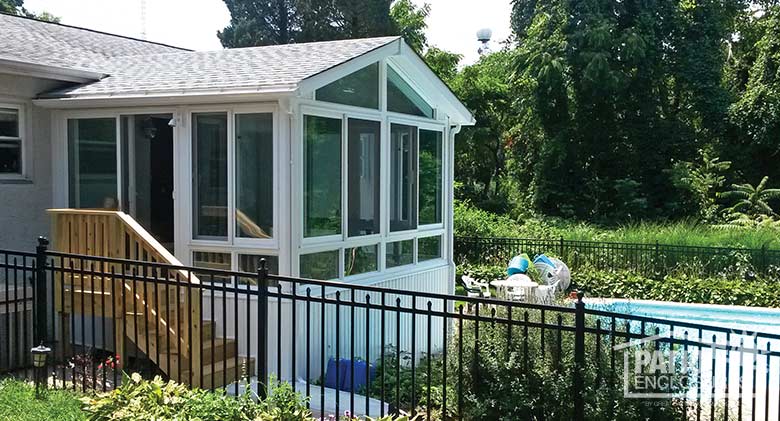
[
  {"left": 1, "top": 0, "right": 59, "bottom": 21},
  {"left": 454, "top": 201, "right": 780, "bottom": 249},
  {"left": 389, "top": 0, "right": 429, "bottom": 53},
  {"left": 722, "top": 175, "right": 780, "bottom": 218},
  {"left": 670, "top": 148, "right": 732, "bottom": 222},
  {"left": 82, "top": 373, "right": 311, "bottom": 421},
  {"left": 0, "top": 378, "right": 85, "bottom": 421},
  {"left": 371, "top": 308, "right": 677, "bottom": 420},
  {"left": 574, "top": 267, "right": 780, "bottom": 307}
]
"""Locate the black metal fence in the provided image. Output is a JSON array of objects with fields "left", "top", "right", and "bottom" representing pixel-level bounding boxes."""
[
  {"left": 2, "top": 238, "right": 780, "bottom": 420},
  {"left": 455, "top": 236, "right": 780, "bottom": 279}
]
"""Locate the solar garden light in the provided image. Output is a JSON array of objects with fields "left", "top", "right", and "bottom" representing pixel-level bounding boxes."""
[{"left": 30, "top": 342, "right": 50, "bottom": 398}]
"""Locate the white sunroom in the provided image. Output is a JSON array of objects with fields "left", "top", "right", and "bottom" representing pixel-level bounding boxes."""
[{"left": 40, "top": 35, "right": 475, "bottom": 295}]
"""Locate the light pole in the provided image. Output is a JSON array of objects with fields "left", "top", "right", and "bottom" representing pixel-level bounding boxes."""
[{"left": 31, "top": 342, "right": 51, "bottom": 399}]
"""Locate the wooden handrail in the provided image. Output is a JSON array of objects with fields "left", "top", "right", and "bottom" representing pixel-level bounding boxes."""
[{"left": 48, "top": 208, "right": 202, "bottom": 386}]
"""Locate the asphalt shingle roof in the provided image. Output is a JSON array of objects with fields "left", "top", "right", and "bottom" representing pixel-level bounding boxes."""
[
  {"left": 0, "top": 13, "right": 187, "bottom": 72},
  {"left": 47, "top": 36, "right": 399, "bottom": 98}
]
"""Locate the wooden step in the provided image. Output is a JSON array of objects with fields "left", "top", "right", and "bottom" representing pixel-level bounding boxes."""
[
  {"left": 201, "top": 338, "right": 237, "bottom": 363},
  {"left": 186, "top": 356, "right": 256, "bottom": 390},
  {"left": 56, "top": 288, "right": 114, "bottom": 314}
]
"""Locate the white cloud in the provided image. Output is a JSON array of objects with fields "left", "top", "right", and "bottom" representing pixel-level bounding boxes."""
[{"left": 23, "top": 0, "right": 512, "bottom": 63}]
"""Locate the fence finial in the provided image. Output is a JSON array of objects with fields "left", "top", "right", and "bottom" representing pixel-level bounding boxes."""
[
  {"left": 37, "top": 236, "right": 49, "bottom": 248},
  {"left": 576, "top": 290, "right": 584, "bottom": 303}
]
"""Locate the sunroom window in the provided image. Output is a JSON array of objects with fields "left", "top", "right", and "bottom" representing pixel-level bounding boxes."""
[
  {"left": 418, "top": 236, "right": 442, "bottom": 262},
  {"left": 387, "top": 66, "right": 434, "bottom": 118},
  {"left": 390, "top": 124, "right": 417, "bottom": 232},
  {"left": 192, "top": 113, "right": 228, "bottom": 239},
  {"left": 347, "top": 118, "right": 380, "bottom": 237},
  {"left": 0, "top": 107, "right": 22, "bottom": 175},
  {"left": 304, "top": 115, "right": 342, "bottom": 238},
  {"left": 386, "top": 239, "right": 414, "bottom": 268},
  {"left": 418, "top": 129, "right": 443, "bottom": 225},
  {"left": 236, "top": 113, "right": 274, "bottom": 239},
  {"left": 67, "top": 118, "right": 118, "bottom": 209},
  {"left": 300, "top": 250, "right": 340, "bottom": 280},
  {"left": 345, "top": 244, "right": 378, "bottom": 277},
  {"left": 315, "top": 63, "right": 379, "bottom": 110}
]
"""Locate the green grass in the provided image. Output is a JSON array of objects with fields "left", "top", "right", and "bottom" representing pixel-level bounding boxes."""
[
  {"left": 0, "top": 378, "right": 85, "bottom": 421},
  {"left": 455, "top": 201, "right": 780, "bottom": 249}
]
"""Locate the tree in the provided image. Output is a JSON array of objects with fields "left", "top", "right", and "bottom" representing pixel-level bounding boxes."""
[
  {"left": 722, "top": 176, "right": 780, "bottom": 218},
  {"left": 423, "top": 47, "right": 461, "bottom": 83},
  {"left": 219, "top": 0, "right": 396, "bottom": 48},
  {"left": 1, "top": 0, "right": 59, "bottom": 22},
  {"left": 390, "top": 0, "right": 429, "bottom": 52}
]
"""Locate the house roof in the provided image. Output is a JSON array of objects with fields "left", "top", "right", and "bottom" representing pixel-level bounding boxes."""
[
  {"left": 43, "top": 36, "right": 401, "bottom": 98},
  {"left": 0, "top": 12, "right": 187, "bottom": 73}
]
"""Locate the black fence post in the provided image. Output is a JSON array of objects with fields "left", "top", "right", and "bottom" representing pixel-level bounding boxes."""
[
  {"left": 559, "top": 237, "right": 565, "bottom": 258},
  {"left": 257, "top": 259, "right": 269, "bottom": 399},
  {"left": 34, "top": 236, "right": 49, "bottom": 347},
  {"left": 573, "top": 290, "right": 585, "bottom": 421}
]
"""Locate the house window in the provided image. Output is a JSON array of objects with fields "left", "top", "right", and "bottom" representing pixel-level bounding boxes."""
[
  {"left": 386, "top": 239, "right": 414, "bottom": 268},
  {"left": 347, "top": 118, "right": 380, "bottom": 237},
  {"left": 345, "top": 244, "right": 378, "bottom": 277},
  {"left": 192, "top": 251, "right": 232, "bottom": 283},
  {"left": 193, "top": 113, "right": 228, "bottom": 240},
  {"left": 304, "top": 115, "right": 342, "bottom": 238},
  {"left": 236, "top": 113, "right": 274, "bottom": 239},
  {"left": 387, "top": 66, "right": 434, "bottom": 118},
  {"left": 418, "top": 235, "right": 442, "bottom": 262},
  {"left": 418, "top": 129, "right": 443, "bottom": 225},
  {"left": 300, "top": 250, "right": 340, "bottom": 280},
  {"left": 67, "top": 118, "right": 118, "bottom": 209},
  {"left": 390, "top": 124, "right": 417, "bottom": 232},
  {"left": 238, "top": 254, "right": 279, "bottom": 285},
  {"left": 316, "top": 63, "right": 380, "bottom": 110},
  {"left": 0, "top": 107, "right": 22, "bottom": 175}
]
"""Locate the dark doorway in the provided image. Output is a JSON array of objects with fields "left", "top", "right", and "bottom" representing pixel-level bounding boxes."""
[{"left": 121, "top": 114, "right": 175, "bottom": 252}]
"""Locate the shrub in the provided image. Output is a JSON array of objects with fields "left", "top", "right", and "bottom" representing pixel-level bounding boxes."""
[
  {"left": 82, "top": 373, "right": 311, "bottom": 421},
  {"left": 573, "top": 267, "right": 780, "bottom": 308}
]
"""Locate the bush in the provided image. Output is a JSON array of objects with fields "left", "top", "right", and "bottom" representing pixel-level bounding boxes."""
[
  {"left": 369, "top": 308, "right": 678, "bottom": 421},
  {"left": 82, "top": 373, "right": 311, "bottom": 421},
  {"left": 0, "top": 378, "right": 85, "bottom": 421},
  {"left": 574, "top": 267, "right": 780, "bottom": 307}
]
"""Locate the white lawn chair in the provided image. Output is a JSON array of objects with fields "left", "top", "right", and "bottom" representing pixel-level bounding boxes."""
[
  {"left": 461, "top": 275, "right": 491, "bottom": 298},
  {"left": 534, "top": 280, "right": 560, "bottom": 305}
]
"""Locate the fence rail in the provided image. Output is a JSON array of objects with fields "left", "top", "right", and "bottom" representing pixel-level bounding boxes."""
[
  {"left": 2, "top": 238, "right": 780, "bottom": 420},
  {"left": 455, "top": 236, "right": 780, "bottom": 279}
]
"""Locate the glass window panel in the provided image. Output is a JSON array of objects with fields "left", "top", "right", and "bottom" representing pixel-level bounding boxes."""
[
  {"left": 390, "top": 124, "right": 417, "bottom": 232},
  {"left": 316, "top": 63, "right": 379, "bottom": 109},
  {"left": 347, "top": 119, "right": 380, "bottom": 237},
  {"left": 300, "top": 250, "right": 339, "bottom": 280},
  {"left": 419, "top": 130, "right": 443, "bottom": 225},
  {"left": 67, "top": 118, "right": 118, "bottom": 209},
  {"left": 0, "top": 139, "right": 20, "bottom": 174},
  {"left": 345, "top": 245, "right": 378, "bottom": 277},
  {"left": 387, "top": 66, "right": 434, "bottom": 118},
  {"left": 418, "top": 236, "right": 442, "bottom": 262},
  {"left": 0, "top": 108, "right": 19, "bottom": 138},
  {"left": 193, "top": 113, "right": 228, "bottom": 239},
  {"left": 386, "top": 239, "right": 413, "bottom": 268},
  {"left": 193, "top": 251, "right": 232, "bottom": 283},
  {"left": 238, "top": 254, "right": 279, "bottom": 285},
  {"left": 236, "top": 113, "right": 274, "bottom": 239},
  {"left": 304, "top": 115, "right": 342, "bottom": 238}
]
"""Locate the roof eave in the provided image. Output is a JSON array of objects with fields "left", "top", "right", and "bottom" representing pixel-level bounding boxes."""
[
  {"left": 33, "top": 86, "right": 297, "bottom": 109},
  {"left": 0, "top": 56, "right": 105, "bottom": 83}
]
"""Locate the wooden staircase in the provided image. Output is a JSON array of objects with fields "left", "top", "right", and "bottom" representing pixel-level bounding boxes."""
[{"left": 49, "top": 209, "right": 254, "bottom": 389}]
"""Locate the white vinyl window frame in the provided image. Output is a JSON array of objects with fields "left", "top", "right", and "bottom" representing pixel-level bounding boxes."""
[
  {"left": 187, "top": 104, "right": 279, "bottom": 251},
  {"left": 0, "top": 103, "right": 25, "bottom": 179}
]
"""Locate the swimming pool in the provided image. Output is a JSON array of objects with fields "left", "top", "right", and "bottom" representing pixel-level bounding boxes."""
[
  {"left": 585, "top": 298, "right": 780, "bottom": 335},
  {"left": 585, "top": 298, "right": 780, "bottom": 420}
]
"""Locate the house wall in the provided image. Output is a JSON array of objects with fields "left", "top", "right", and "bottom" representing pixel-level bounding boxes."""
[{"left": 0, "top": 74, "right": 66, "bottom": 251}]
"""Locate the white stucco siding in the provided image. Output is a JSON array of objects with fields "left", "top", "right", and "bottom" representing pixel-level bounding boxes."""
[{"left": 0, "top": 74, "right": 66, "bottom": 251}]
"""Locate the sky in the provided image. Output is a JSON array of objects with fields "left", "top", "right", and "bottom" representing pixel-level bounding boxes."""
[{"left": 23, "top": 0, "right": 512, "bottom": 65}]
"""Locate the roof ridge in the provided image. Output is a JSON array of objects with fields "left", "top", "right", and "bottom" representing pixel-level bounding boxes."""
[{"left": 0, "top": 11, "right": 190, "bottom": 53}]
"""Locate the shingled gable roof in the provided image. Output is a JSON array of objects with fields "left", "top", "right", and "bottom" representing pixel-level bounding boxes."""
[
  {"left": 0, "top": 12, "right": 187, "bottom": 73},
  {"left": 43, "top": 36, "right": 401, "bottom": 98}
]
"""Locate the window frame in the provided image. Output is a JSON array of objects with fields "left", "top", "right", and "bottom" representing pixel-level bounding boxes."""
[
  {"left": 0, "top": 103, "right": 25, "bottom": 179},
  {"left": 188, "top": 104, "right": 279, "bottom": 250}
]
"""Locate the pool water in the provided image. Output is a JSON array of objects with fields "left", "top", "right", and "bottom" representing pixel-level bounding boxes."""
[{"left": 585, "top": 298, "right": 780, "bottom": 335}]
